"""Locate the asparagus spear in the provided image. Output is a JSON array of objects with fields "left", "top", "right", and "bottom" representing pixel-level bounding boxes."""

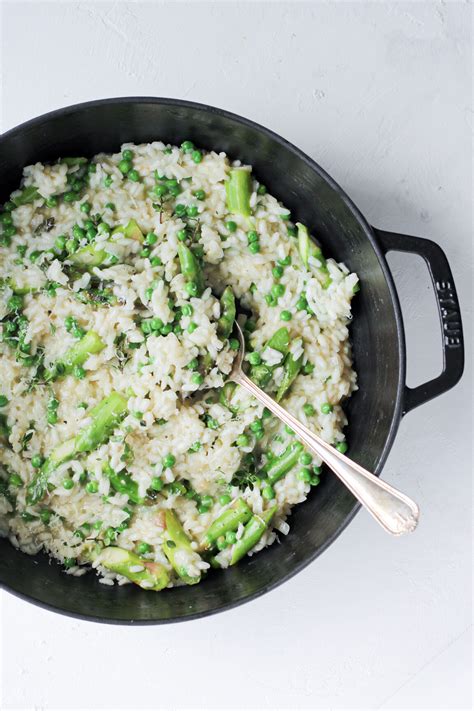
[
  {"left": 162, "top": 509, "right": 202, "bottom": 585},
  {"left": 27, "top": 391, "right": 128, "bottom": 504},
  {"left": 203, "top": 497, "right": 252, "bottom": 549},
  {"left": 59, "top": 157, "right": 88, "bottom": 167},
  {"left": 70, "top": 219, "right": 144, "bottom": 269},
  {"left": 219, "top": 381, "right": 239, "bottom": 414},
  {"left": 11, "top": 185, "right": 41, "bottom": 207},
  {"left": 265, "top": 441, "right": 304, "bottom": 485},
  {"left": 177, "top": 243, "right": 204, "bottom": 296},
  {"left": 296, "top": 222, "right": 332, "bottom": 288},
  {"left": 104, "top": 463, "right": 144, "bottom": 504},
  {"left": 275, "top": 352, "right": 303, "bottom": 402},
  {"left": 230, "top": 505, "right": 277, "bottom": 564},
  {"left": 225, "top": 168, "right": 252, "bottom": 217},
  {"left": 98, "top": 546, "right": 170, "bottom": 591},
  {"left": 217, "top": 286, "right": 236, "bottom": 338},
  {"left": 44, "top": 330, "right": 105, "bottom": 381}
]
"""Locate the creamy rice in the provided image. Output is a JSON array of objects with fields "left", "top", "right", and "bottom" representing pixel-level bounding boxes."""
[{"left": 0, "top": 141, "right": 358, "bottom": 590}]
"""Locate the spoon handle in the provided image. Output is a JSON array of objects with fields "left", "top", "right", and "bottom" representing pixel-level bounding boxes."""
[{"left": 234, "top": 371, "right": 419, "bottom": 536}]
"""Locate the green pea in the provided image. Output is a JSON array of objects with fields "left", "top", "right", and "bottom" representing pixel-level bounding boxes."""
[
  {"left": 118, "top": 159, "right": 132, "bottom": 174},
  {"left": 122, "top": 149, "right": 133, "bottom": 161},
  {"left": 136, "top": 541, "right": 151, "bottom": 554},
  {"left": 299, "top": 452, "right": 312, "bottom": 465},
  {"left": 45, "top": 197, "right": 58, "bottom": 208},
  {"left": 216, "top": 535, "right": 228, "bottom": 550},
  {"left": 150, "top": 317, "right": 163, "bottom": 331},
  {"left": 193, "top": 189, "right": 205, "bottom": 200},
  {"left": 181, "top": 304, "right": 193, "bottom": 316},
  {"left": 201, "top": 494, "right": 213, "bottom": 508},
  {"left": 265, "top": 294, "right": 277, "bottom": 306},
  {"left": 321, "top": 403, "right": 333, "bottom": 414},
  {"left": 335, "top": 441, "right": 348, "bottom": 454},
  {"left": 244, "top": 319, "right": 256, "bottom": 332},
  {"left": 226, "top": 221, "right": 237, "bottom": 233},
  {"left": 250, "top": 419, "right": 263, "bottom": 433},
  {"left": 191, "top": 150, "right": 202, "bottom": 163},
  {"left": 163, "top": 453, "right": 176, "bottom": 468},
  {"left": 72, "top": 224, "right": 86, "bottom": 240},
  {"left": 198, "top": 503, "right": 210, "bottom": 514},
  {"left": 247, "top": 230, "right": 258, "bottom": 243},
  {"left": 181, "top": 140, "right": 194, "bottom": 152},
  {"left": 247, "top": 352, "right": 261, "bottom": 365},
  {"left": 128, "top": 169, "right": 140, "bottom": 182},
  {"left": 302, "top": 362, "right": 314, "bottom": 375},
  {"left": 103, "top": 176, "right": 113, "bottom": 188},
  {"left": 140, "top": 248, "right": 150, "bottom": 258},
  {"left": 249, "top": 242, "right": 260, "bottom": 254},
  {"left": 271, "top": 283, "right": 285, "bottom": 298},
  {"left": 174, "top": 204, "right": 186, "bottom": 216},
  {"left": 153, "top": 184, "right": 167, "bottom": 198},
  {"left": 86, "top": 480, "right": 98, "bottom": 494},
  {"left": 219, "top": 494, "right": 232, "bottom": 505},
  {"left": 229, "top": 338, "right": 240, "bottom": 350},
  {"left": 73, "top": 365, "right": 86, "bottom": 379},
  {"left": 186, "top": 205, "right": 199, "bottom": 217},
  {"left": 280, "top": 310, "right": 292, "bottom": 321},
  {"left": 29, "top": 250, "right": 42, "bottom": 263},
  {"left": 88, "top": 163, "right": 97, "bottom": 174},
  {"left": 150, "top": 476, "right": 163, "bottom": 491},
  {"left": 63, "top": 557, "right": 76, "bottom": 569},
  {"left": 93, "top": 520, "right": 103, "bottom": 530},
  {"left": 310, "top": 475, "right": 321, "bottom": 486},
  {"left": 191, "top": 373, "right": 204, "bottom": 385},
  {"left": 177, "top": 229, "right": 187, "bottom": 242},
  {"left": 297, "top": 468, "right": 312, "bottom": 482},
  {"left": 80, "top": 201, "right": 91, "bottom": 214},
  {"left": 63, "top": 479, "right": 74, "bottom": 490},
  {"left": 278, "top": 256, "right": 292, "bottom": 266},
  {"left": 257, "top": 184, "right": 267, "bottom": 195},
  {"left": 296, "top": 296, "right": 308, "bottom": 311},
  {"left": 31, "top": 455, "right": 43, "bottom": 469},
  {"left": 187, "top": 357, "right": 199, "bottom": 370},
  {"left": 303, "top": 404, "right": 315, "bottom": 416},
  {"left": 0, "top": 395, "right": 9, "bottom": 407},
  {"left": 86, "top": 227, "right": 97, "bottom": 241},
  {"left": 150, "top": 256, "right": 162, "bottom": 267},
  {"left": 187, "top": 321, "right": 198, "bottom": 333},
  {"left": 161, "top": 323, "right": 173, "bottom": 335},
  {"left": 9, "top": 473, "right": 23, "bottom": 487},
  {"left": 234, "top": 433, "right": 249, "bottom": 449},
  {"left": 262, "top": 485, "right": 275, "bottom": 500}
]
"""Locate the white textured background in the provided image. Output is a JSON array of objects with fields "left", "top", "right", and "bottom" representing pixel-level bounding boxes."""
[{"left": 0, "top": 1, "right": 472, "bottom": 709}]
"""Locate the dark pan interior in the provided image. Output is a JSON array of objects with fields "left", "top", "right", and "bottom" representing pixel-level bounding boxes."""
[{"left": 0, "top": 99, "right": 404, "bottom": 622}]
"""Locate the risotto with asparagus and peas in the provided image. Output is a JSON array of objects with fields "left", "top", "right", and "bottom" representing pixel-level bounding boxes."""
[{"left": 0, "top": 141, "right": 358, "bottom": 590}]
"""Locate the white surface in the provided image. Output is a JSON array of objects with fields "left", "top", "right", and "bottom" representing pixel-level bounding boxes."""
[{"left": 0, "top": 1, "right": 472, "bottom": 709}]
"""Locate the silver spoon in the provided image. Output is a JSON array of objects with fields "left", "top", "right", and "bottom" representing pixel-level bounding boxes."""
[{"left": 229, "top": 323, "right": 419, "bottom": 535}]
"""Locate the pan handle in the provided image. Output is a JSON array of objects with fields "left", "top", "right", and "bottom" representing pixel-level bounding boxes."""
[{"left": 373, "top": 229, "right": 464, "bottom": 415}]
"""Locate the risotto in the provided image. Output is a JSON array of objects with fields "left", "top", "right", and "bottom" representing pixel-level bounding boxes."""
[{"left": 0, "top": 141, "right": 358, "bottom": 590}]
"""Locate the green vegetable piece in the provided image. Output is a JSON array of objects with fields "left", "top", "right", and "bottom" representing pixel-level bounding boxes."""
[
  {"left": 219, "top": 381, "right": 239, "bottom": 414},
  {"left": 104, "top": 463, "right": 144, "bottom": 504},
  {"left": 111, "top": 218, "right": 144, "bottom": 242},
  {"left": 297, "top": 223, "right": 310, "bottom": 267},
  {"left": 11, "top": 185, "right": 41, "bottom": 207},
  {"left": 266, "top": 441, "right": 304, "bottom": 485},
  {"left": 45, "top": 330, "right": 105, "bottom": 381},
  {"left": 225, "top": 167, "right": 252, "bottom": 217},
  {"left": 69, "top": 244, "right": 108, "bottom": 268},
  {"left": 217, "top": 286, "right": 236, "bottom": 338},
  {"left": 266, "top": 327, "right": 290, "bottom": 355},
  {"left": 59, "top": 157, "right": 88, "bottom": 167},
  {"left": 98, "top": 547, "right": 169, "bottom": 591},
  {"left": 74, "top": 392, "right": 128, "bottom": 454},
  {"left": 163, "top": 510, "right": 201, "bottom": 585},
  {"left": 249, "top": 363, "right": 273, "bottom": 388},
  {"left": 230, "top": 506, "right": 277, "bottom": 565},
  {"left": 275, "top": 352, "right": 303, "bottom": 402},
  {"left": 27, "top": 392, "right": 127, "bottom": 505},
  {"left": 177, "top": 243, "right": 204, "bottom": 296},
  {"left": 203, "top": 497, "right": 252, "bottom": 549}
]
